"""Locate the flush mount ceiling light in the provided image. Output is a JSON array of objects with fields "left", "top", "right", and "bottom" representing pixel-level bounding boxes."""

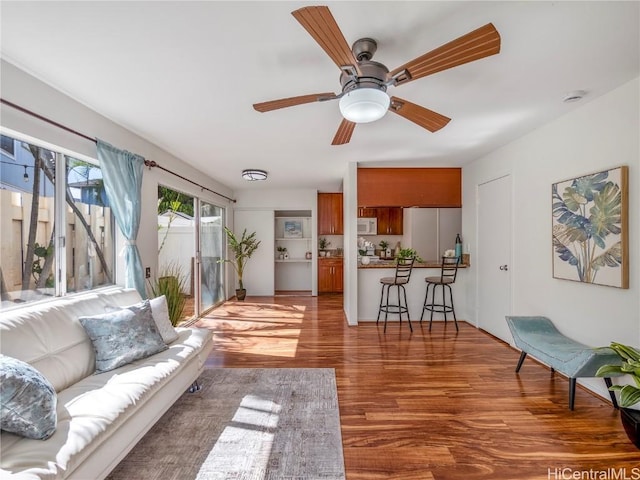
[
  {"left": 241, "top": 169, "right": 268, "bottom": 181},
  {"left": 339, "top": 87, "right": 390, "bottom": 124}
]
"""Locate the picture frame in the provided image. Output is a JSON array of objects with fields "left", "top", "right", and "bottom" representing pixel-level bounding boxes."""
[
  {"left": 284, "top": 220, "right": 303, "bottom": 238},
  {"left": 551, "top": 165, "right": 628, "bottom": 289}
]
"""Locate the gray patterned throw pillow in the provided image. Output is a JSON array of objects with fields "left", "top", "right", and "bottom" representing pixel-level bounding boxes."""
[
  {"left": 79, "top": 299, "right": 167, "bottom": 373},
  {"left": 0, "top": 354, "right": 57, "bottom": 440}
]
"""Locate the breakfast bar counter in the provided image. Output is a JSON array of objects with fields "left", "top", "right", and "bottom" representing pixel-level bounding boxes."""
[
  {"left": 357, "top": 259, "right": 469, "bottom": 324},
  {"left": 358, "top": 259, "right": 469, "bottom": 269}
]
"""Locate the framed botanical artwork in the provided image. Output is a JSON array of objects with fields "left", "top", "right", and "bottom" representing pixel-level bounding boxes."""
[
  {"left": 552, "top": 165, "right": 628, "bottom": 289},
  {"left": 284, "top": 220, "right": 303, "bottom": 238}
]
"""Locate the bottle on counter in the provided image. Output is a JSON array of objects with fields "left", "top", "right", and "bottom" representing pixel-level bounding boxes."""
[
  {"left": 394, "top": 242, "right": 401, "bottom": 258},
  {"left": 455, "top": 234, "right": 462, "bottom": 258}
]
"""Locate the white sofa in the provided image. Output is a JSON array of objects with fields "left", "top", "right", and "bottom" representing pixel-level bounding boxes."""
[{"left": 0, "top": 287, "right": 213, "bottom": 480}]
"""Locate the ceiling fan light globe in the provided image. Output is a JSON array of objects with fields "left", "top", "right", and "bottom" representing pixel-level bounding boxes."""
[{"left": 339, "top": 88, "right": 390, "bottom": 123}]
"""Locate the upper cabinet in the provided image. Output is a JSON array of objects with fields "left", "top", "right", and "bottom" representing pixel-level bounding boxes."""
[
  {"left": 358, "top": 167, "right": 461, "bottom": 208},
  {"left": 357, "top": 207, "right": 403, "bottom": 235},
  {"left": 358, "top": 207, "right": 377, "bottom": 218},
  {"left": 318, "top": 193, "right": 343, "bottom": 235},
  {"left": 376, "top": 207, "right": 403, "bottom": 235}
]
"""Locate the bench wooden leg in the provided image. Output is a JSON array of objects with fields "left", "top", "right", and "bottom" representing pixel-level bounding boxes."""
[
  {"left": 604, "top": 377, "right": 619, "bottom": 409},
  {"left": 569, "top": 378, "right": 576, "bottom": 410},
  {"left": 515, "top": 351, "right": 527, "bottom": 373}
]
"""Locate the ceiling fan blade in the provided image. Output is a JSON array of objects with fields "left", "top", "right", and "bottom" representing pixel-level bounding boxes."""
[
  {"left": 331, "top": 119, "right": 356, "bottom": 145},
  {"left": 390, "top": 23, "right": 500, "bottom": 85},
  {"left": 389, "top": 96, "right": 451, "bottom": 132},
  {"left": 253, "top": 92, "right": 337, "bottom": 112},
  {"left": 292, "top": 6, "right": 361, "bottom": 76}
]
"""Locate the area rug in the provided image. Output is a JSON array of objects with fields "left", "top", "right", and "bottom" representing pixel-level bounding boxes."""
[{"left": 106, "top": 368, "right": 346, "bottom": 480}]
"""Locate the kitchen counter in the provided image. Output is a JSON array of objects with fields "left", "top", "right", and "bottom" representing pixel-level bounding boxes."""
[
  {"left": 358, "top": 259, "right": 469, "bottom": 269},
  {"left": 358, "top": 261, "right": 469, "bottom": 322}
]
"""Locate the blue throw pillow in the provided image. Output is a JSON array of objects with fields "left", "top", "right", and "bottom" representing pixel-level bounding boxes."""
[
  {"left": 79, "top": 299, "right": 167, "bottom": 373},
  {"left": 0, "top": 354, "right": 57, "bottom": 440}
]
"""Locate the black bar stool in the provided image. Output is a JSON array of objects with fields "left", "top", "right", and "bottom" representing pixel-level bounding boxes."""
[
  {"left": 420, "top": 256, "right": 460, "bottom": 331},
  {"left": 377, "top": 257, "right": 415, "bottom": 333}
]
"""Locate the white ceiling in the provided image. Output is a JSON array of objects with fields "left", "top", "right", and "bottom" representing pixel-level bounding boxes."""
[{"left": 1, "top": 1, "right": 638, "bottom": 192}]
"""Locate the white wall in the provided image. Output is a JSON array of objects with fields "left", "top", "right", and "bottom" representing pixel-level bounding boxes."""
[
  {"left": 233, "top": 209, "right": 275, "bottom": 296},
  {"left": 463, "top": 77, "right": 640, "bottom": 397},
  {"left": 344, "top": 162, "right": 358, "bottom": 325},
  {"left": 0, "top": 60, "right": 234, "bottom": 290}
]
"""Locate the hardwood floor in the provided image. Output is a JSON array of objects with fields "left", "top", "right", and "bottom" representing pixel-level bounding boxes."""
[{"left": 194, "top": 294, "right": 640, "bottom": 479}]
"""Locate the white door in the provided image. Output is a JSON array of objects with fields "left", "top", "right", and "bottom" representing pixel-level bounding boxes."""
[{"left": 477, "top": 175, "right": 512, "bottom": 342}]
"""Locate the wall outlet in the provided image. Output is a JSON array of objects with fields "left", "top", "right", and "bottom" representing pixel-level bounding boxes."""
[{"left": 145, "top": 267, "right": 151, "bottom": 279}]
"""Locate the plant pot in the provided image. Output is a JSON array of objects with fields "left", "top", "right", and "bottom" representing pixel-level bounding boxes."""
[
  {"left": 620, "top": 408, "right": 640, "bottom": 449},
  {"left": 235, "top": 288, "right": 247, "bottom": 301},
  {"left": 319, "top": 250, "right": 327, "bottom": 257}
]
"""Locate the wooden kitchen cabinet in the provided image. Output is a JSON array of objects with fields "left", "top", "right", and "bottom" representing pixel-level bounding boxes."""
[
  {"left": 376, "top": 207, "right": 403, "bottom": 235},
  {"left": 318, "top": 193, "right": 343, "bottom": 235},
  {"left": 358, "top": 207, "right": 377, "bottom": 218},
  {"left": 357, "top": 167, "right": 461, "bottom": 207},
  {"left": 318, "top": 258, "right": 343, "bottom": 293}
]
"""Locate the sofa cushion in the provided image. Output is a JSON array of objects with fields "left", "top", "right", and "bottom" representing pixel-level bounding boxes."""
[
  {"left": 106, "top": 296, "right": 179, "bottom": 345},
  {"left": 0, "top": 354, "right": 57, "bottom": 440},
  {"left": 147, "top": 296, "right": 179, "bottom": 344},
  {"left": 79, "top": 300, "right": 167, "bottom": 373}
]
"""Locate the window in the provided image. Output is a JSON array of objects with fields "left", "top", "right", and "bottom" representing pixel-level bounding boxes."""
[
  {"left": 0, "top": 134, "right": 115, "bottom": 310},
  {"left": 1, "top": 135, "right": 15, "bottom": 158}
]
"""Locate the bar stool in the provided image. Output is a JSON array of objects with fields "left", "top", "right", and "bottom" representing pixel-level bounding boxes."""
[
  {"left": 420, "top": 256, "right": 460, "bottom": 331},
  {"left": 377, "top": 257, "right": 415, "bottom": 333}
]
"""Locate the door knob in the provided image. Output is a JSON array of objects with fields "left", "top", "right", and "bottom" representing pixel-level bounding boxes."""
[{"left": 499, "top": 265, "right": 509, "bottom": 271}]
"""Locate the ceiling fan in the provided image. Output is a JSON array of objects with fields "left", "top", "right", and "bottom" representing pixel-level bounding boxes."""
[{"left": 253, "top": 6, "right": 501, "bottom": 145}]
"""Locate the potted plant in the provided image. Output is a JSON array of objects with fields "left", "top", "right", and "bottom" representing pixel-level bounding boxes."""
[
  {"left": 396, "top": 247, "right": 423, "bottom": 262},
  {"left": 379, "top": 240, "right": 390, "bottom": 258},
  {"left": 277, "top": 246, "right": 287, "bottom": 260},
  {"left": 148, "top": 262, "right": 187, "bottom": 326},
  {"left": 596, "top": 342, "right": 640, "bottom": 448},
  {"left": 318, "top": 237, "right": 330, "bottom": 257},
  {"left": 220, "top": 227, "right": 261, "bottom": 301}
]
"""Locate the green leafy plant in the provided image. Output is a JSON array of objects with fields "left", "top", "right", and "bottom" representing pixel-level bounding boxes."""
[
  {"left": 31, "top": 242, "right": 54, "bottom": 286},
  {"left": 318, "top": 237, "right": 330, "bottom": 250},
  {"left": 277, "top": 246, "right": 287, "bottom": 253},
  {"left": 596, "top": 342, "right": 640, "bottom": 408},
  {"left": 220, "top": 227, "right": 261, "bottom": 290},
  {"left": 379, "top": 240, "right": 390, "bottom": 250},
  {"left": 552, "top": 170, "right": 623, "bottom": 284},
  {"left": 148, "top": 262, "right": 187, "bottom": 326},
  {"left": 396, "top": 247, "right": 423, "bottom": 262}
]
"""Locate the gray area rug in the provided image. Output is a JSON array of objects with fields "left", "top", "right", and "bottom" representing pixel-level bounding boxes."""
[{"left": 106, "top": 368, "right": 346, "bottom": 480}]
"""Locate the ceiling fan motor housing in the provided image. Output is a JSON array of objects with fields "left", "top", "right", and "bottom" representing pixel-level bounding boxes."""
[{"left": 339, "top": 60, "right": 390, "bottom": 94}]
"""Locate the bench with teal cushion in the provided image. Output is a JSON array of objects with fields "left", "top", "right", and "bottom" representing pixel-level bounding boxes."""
[{"left": 505, "top": 316, "right": 623, "bottom": 410}]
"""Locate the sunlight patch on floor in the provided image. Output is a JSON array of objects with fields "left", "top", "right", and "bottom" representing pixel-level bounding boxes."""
[
  {"left": 196, "top": 395, "right": 280, "bottom": 479},
  {"left": 200, "top": 302, "right": 310, "bottom": 357}
]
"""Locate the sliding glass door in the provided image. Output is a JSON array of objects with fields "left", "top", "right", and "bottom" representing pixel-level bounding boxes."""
[
  {"left": 199, "top": 201, "right": 223, "bottom": 313},
  {"left": 157, "top": 186, "right": 225, "bottom": 321}
]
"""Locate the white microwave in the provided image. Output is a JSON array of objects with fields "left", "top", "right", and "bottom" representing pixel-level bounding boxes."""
[{"left": 357, "top": 217, "right": 377, "bottom": 235}]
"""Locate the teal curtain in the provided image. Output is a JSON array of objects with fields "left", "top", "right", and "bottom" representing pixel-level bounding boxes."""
[{"left": 97, "top": 139, "right": 146, "bottom": 298}]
